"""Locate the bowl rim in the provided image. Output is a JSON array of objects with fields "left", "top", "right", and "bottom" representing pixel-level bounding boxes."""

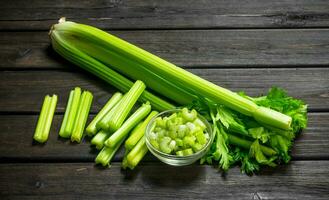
[{"left": 145, "top": 108, "right": 214, "bottom": 160}]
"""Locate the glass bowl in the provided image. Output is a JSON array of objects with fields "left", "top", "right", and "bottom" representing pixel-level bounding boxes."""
[{"left": 145, "top": 109, "right": 214, "bottom": 166}]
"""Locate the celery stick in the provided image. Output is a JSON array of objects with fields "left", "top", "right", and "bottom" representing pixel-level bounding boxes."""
[
  {"left": 34, "top": 95, "right": 51, "bottom": 143},
  {"left": 127, "top": 145, "right": 148, "bottom": 169},
  {"left": 99, "top": 80, "right": 146, "bottom": 131},
  {"left": 64, "top": 87, "right": 81, "bottom": 136},
  {"left": 86, "top": 92, "right": 122, "bottom": 136},
  {"left": 95, "top": 135, "right": 127, "bottom": 167},
  {"left": 127, "top": 136, "right": 147, "bottom": 165},
  {"left": 91, "top": 130, "right": 110, "bottom": 150},
  {"left": 59, "top": 90, "right": 74, "bottom": 138},
  {"left": 71, "top": 91, "right": 93, "bottom": 143},
  {"left": 105, "top": 103, "right": 151, "bottom": 148},
  {"left": 125, "top": 111, "right": 158, "bottom": 150}
]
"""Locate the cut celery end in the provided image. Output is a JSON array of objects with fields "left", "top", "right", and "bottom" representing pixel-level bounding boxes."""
[
  {"left": 86, "top": 92, "right": 122, "bottom": 136},
  {"left": 95, "top": 134, "right": 127, "bottom": 167},
  {"left": 91, "top": 130, "right": 110, "bottom": 150}
]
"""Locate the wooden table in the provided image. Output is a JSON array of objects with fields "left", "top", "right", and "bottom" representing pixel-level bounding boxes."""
[{"left": 1, "top": 1, "right": 329, "bottom": 199}]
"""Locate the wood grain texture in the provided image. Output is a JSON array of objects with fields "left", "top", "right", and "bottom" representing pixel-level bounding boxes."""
[
  {"left": 0, "top": 161, "right": 328, "bottom": 200},
  {"left": 0, "top": 113, "right": 327, "bottom": 161},
  {"left": 1, "top": 29, "right": 329, "bottom": 69},
  {"left": 0, "top": 69, "right": 328, "bottom": 113},
  {"left": 1, "top": 0, "right": 329, "bottom": 30}
]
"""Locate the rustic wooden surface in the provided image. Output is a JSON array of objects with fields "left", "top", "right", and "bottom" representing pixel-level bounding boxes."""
[{"left": 0, "top": 0, "right": 329, "bottom": 199}]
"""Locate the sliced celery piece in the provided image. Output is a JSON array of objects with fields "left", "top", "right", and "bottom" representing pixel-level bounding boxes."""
[
  {"left": 125, "top": 111, "right": 158, "bottom": 150},
  {"left": 34, "top": 95, "right": 57, "bottom": 143},
  {"left": 105, "top": 103, "right": 151, "bottom": 148},
  {"left": 71, "top": 91, "right": 93, "bottom": 143},
  {"left": 59, "top": 90, "right": 74, "bottom": 138},
  {"left": 98, "top": 80, "right": 146, "bottom": 132},
  {"left": 91, "top": 130, "right": 111, "bottom": 150},
  {"left": 64, "top": 87, "right": 81, "bottom": 137},
  {"left": 86, "top": 92, "right": 122, "bottom": 136}
]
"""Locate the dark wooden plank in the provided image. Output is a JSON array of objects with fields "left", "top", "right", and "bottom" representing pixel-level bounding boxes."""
[
  {"left": 1, "top": 0, "right": 329, "bottom": 30},
  {"left": 0, "top": 113, "right": 327, "bottom": 161},
  {"left": 0, "top": 161, "right": 328, "bottom": 199},
  {"left": 0, "top": 69, "right": 328, "bottom": 113},
  {"left": 1, "top": 30, "right": 329, "bottom": 69}
]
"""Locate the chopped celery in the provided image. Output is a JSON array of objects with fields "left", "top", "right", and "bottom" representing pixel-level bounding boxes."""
[
  {"left": 150, "top": 108, "right": 209, "bottom": 155},
  {"left": 91, "top": 130, "right": 110, "bottom": 150},
  {"left": 64, "top": 87, "right": 81, "bottom": 137},
  {"left": 125, "top": 111, "right": 159, "bottom": 150},
  {"left": 98, "top": 81, "right": 146, "bottom": 131},
  {"left": 86, "top": 92, "right": 122, "bottom": 136},
  {"left": 71, "top": 91, "right": 93, "bottom": 143},
  {"left": 34, "top": 95, "right": 58, "bottom": 143},
  {"left": 182, "top": 148, "right": 194, "bottom": 156},
  {"left": 105, "top": 103, "right": 151, "bottom": 148}
]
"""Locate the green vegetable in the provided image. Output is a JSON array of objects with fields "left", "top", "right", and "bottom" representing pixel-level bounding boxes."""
[
  {"left": 98, "top": 80, "right": 145, "bottom": 131},
  {"left": 105, "top": 103, "right": 151, "bottom": 148},
  {"left": 126, "top": 136, "right": 148, "bottom": 168},
  {"left": 125, "top": 111, "right": 159, "bottom": 150},
  {"left": 199, "top": 87, "right": 307, "bottom": 174},
  {"left": 50, "top": 19, "right": 174, "bottom": 112},
  {"left": 34, "top": 94, "right": 58, "bottom": 143},
  {"left": 49, "top": 19, "right": 292, "bottom": 131},
  {"left": 95, "top": 135, "right": 127, "bottom": 167},
  {"left": 61, "top": 87, "right": 82, "bottom": 138},
  {"left": 149, "top": 108, "right": 209, "bottom": 155},
  {"left": 86, "top": 92, "right": 122, "bottom": 136},
  {"left": 91, "top": 130, "right": 110, "bottom": 150},
  {"left": 71, "top": 91, "right": 93, "bottom": 143}
]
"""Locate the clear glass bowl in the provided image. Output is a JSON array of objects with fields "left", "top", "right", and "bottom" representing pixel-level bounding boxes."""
[{"left": 145, "top": 109, "right": 214, "bottom": 166}]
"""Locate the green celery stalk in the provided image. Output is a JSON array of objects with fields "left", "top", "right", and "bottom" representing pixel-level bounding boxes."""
[
  {"left": 59, "top": 90, "right": 74, "bottom": 138},
  {"left": 91, "top": 130, "right": 110, "bottom": 150},
  {"left": 50, "top": 29, "right": 174, "bottom": 111},
  {"left": 105, "top": 103, "right": 151, "bottom": 148},
  {"left": 125, "top": 111, "right": 158, "bottom": 150},
  {"left": 95, "top": 135, "right": 127, "bottom": 167},
  {"left": 50, "top": 19, "right": 291, "bottom": 130},
  {"left": 227, "top": 134, "right": 276, "bottom": 156},
  {"left": 71, "top": 91, "right": 93, "bottom": 143},
  {"left": 86, "top": 92, "right": 122, "bottom": 136},
  {"left": 98, "top": 80, "right": 146, "bottom": 132},
  {"left": 64, "top": 87, "right": 82, "bottom": 137},
  {"left": 127, "top": 136, "right": 148, "bottom": 168},
  {"left": 34, "top": 95, "right": 58, "bottom": 143}
]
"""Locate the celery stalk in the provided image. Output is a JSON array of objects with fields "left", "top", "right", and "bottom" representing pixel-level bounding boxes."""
[
  {"left": 91, "top": 130, "right": 110, "bottom": 150},
  {"left": 95, "top": 135, "right": 127, "bottom": 167},
  {"left": 71, "top": 91, "right": 93, "bottom": 143},
  {"left": 86, "top": 92, "right": 122, "bottom": 136},
  {"left": 125, "top": 111, "right": 158, "bottom": 150},
  {"left": 50, "top": 19, "right": 291, "bottom": 130},
  {"left": 34, "top": 95, "right": 57, "bottom": 143},
  {"left": 64, "top": 87, "right": 81, "bottom": 137},
  {"left": 105, "top": 103, "right": 151, "bottom": 148},
  {"left": 34, "top": 95, "right": 53, "bottom": 143},
  {"left": 50, "top": 29, "right": 174, "bottom": 111},
  {"left": 98, "top": 80, "right": 146, "bottom": 132},
  {"left": 227, "top": 134, "right": 276, "bottom": 156},
  {"left": 59, "top": 90, "right": 74, "bottom": 138},
  {"left": 127, "top": 136, "right": 148, "bottom": 167}
]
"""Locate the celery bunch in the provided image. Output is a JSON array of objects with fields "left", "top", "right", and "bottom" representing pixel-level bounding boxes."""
[{"left": 49, "top": 19, "right": 308, "bottom": 173}]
